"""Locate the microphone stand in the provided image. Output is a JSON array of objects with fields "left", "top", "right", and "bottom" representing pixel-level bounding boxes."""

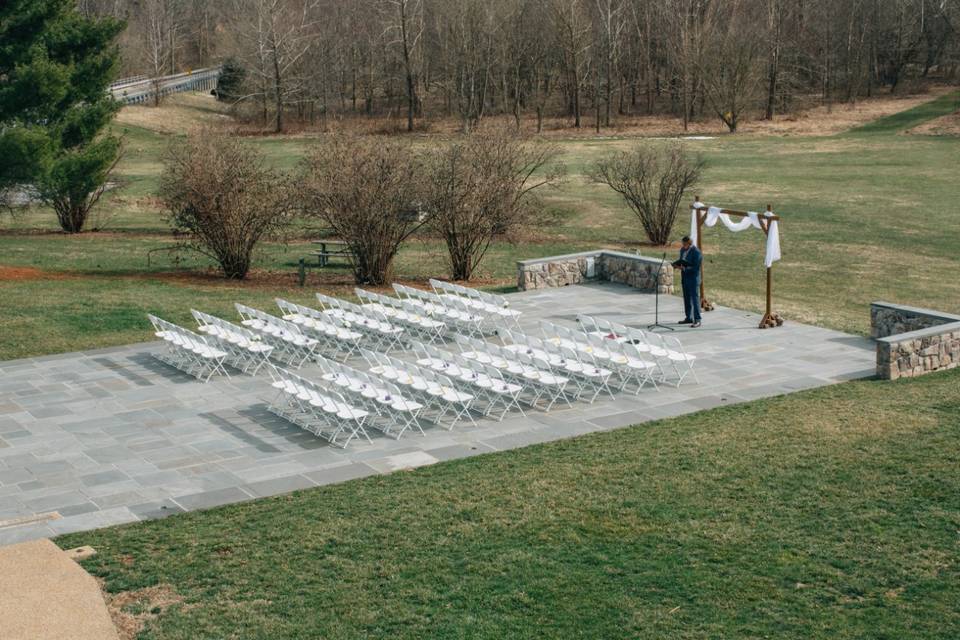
[{"left": 647, "top": 252, "right": 674, "bottom": 332}]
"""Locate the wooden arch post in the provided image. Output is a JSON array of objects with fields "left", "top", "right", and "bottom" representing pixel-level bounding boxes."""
[{"left": 690, "top": 197, "right": 784, "bottom": 329}]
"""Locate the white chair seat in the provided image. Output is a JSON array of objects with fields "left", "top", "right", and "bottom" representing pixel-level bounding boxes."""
[
  {"left": 442, "top": 388, "right": 472, "bottom": 402},
  {"left": 392, "top": 399, "right": 423, "bottom": 412},
  {"left": 338, "top": 408, "right": 368, "bottom": 420}
]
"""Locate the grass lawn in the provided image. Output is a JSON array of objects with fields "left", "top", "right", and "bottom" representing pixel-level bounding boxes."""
[
  {"left": 1, "top": 90, "right": 959, "bottom": 359},
  {"left": 60, "top": 368, "right": 960, "bottom": 639}
]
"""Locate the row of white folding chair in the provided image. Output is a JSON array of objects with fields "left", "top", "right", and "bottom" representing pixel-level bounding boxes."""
[
  {"left": 409, "top": 342, "right": 526, "bottom": 421},
  {"left": 391, "top": 283, "right": 460, "bottom": 319},
  {"left": 360, "top": 349, "right": 479, "bottom": 430},
  {"left": 428, "top": 278, "right": 522, "bottom": 327},
  {"left": 539, "top": 319, "right": 664, "bottom": 388},
  {"left": 275, "top": 298, "right": 363, "bottom": 360},
  {"left": 265, "top": 364, "right": 371, "bottom": 448},
  {"left": 355, "top": 288, "right": 447, "bottom": 343},
  {"left": 190, "top": 310, "right": 273, "bottom": 375},
  {"left": 497, "top": 328, "right": 619, "bottom": 402},
  {"left": 500, "top": 327, "right": 657, "bottom": 396},
  {"left": 314, "top": 356, "right": 426, "bottom": 439},
  {"left": 392, "top": 283, "right": 487, "bottom": 337},
  {"left": 575, "top": 315, "right": 699, "bottom": 386},
  {"left": 234, "top": 304, "right": 319, "bottom": 369},
  {"left": 147, "top": 314, "right": 229, "bottom": 382},
  {"left": 441, "top": 293, "right": 516, "bottom": 335},
  {"left": 453, "top": 335, "right": 573, "bottom": 412},
  {"left": 536, "top": 320, "right": 652, "bottom": 384},
  {"left": 314, "top": 292, "right": 406, "bottom": 351}
]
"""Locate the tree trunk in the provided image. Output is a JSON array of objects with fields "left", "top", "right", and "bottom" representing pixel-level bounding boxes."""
[
  {"left": 273, "top": 51, "right": 284, "bottom": 133},
  {"left": 764, "top": 1, "right": 781, "bottom": 120}
]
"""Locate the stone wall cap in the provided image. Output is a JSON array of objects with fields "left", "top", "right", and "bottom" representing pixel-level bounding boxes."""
[
  {"left": 517, "top": 249, "right": 668, "bottom": 268},
  {"left": 599, "top": 249, "right": 671, "bottom": 264},
  {"left": 876, "top": 320, "right": 960, "bottom": 344},
  {"left": 870, "top": 301, "right": 960, "bottom": 323}
]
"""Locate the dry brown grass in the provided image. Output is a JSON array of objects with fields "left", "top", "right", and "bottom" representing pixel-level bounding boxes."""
[
  {"left": 734, "top": 86, "right": 955, "bottom": 136},
  {"left": 99, "top": 580, "right": 185, "bottom": 640},
  {"left": 907, "top": 108, "right": 960, "bottom": 136},
  {"left": 0, "top": 265, "right": 76, "bottom": 281},
  {"left": 115, "top": 93, "right": 234, "bottom": 135},
  {"left": 120, "top": 85, "right": 955, "bottom": 141}
]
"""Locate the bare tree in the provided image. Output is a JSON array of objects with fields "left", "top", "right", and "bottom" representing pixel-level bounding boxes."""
[
  {"left": 763, "top": 0, "right": 785, "bottom": 119},
  {"left": 233, "top": 0, "right": 320, "bottom": 132},
  {"left": 552, "top": 0, "right": 592, "bottom": 128},
  {"left": 699, "top": 1, "right": 764, "bottom": 132},
  {"left": 159, "top": 130, "right": 297, "bottom": 279},
  {"left": 301, "top": 136, "right": 426, "bottom": 284},
  {"left": 590, "top": 143, "right": 704, "bottom": 246},
  {"left": 382, "top": 0, "right": 424, "bottom": 132},
  {"left": 592, "top": 0, "right": 626, "bottom": 128},
  {"left": 139, "top": 0, "right": 185, "bottom": 105},
  {"left": 110, "top": 0, "right": 957, "bottom": 131},
  {"left": 425, "top": 129, "right": 564, "bottom": 281}
]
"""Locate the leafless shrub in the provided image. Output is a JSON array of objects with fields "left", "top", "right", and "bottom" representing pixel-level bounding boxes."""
[
  {"left": 590, "top": 143, "right": 704, "bottom": 246},
  {"left": 425, "top": 129, "right": 564, "bottom": 281},
  {"left": 159, "top": 129, "right": 297, "bottom": 279},
  {"left": 301, "top": 135, "right": 426, "bottom": 285}
]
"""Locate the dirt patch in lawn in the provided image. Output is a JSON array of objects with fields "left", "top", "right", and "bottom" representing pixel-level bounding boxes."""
[
  {"left": 907, "top": 109, "right": 960, "bottom": 136},
  {"left": 0, "top": 265, "right": 76, "bottom": 281},
  {"left": 100, "top": 581, "right": 185, "bottom": 640}
]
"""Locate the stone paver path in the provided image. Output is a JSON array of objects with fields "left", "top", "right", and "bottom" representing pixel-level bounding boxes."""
[{"left": 0, "top": 283, "right": 875, "bottom": 545}]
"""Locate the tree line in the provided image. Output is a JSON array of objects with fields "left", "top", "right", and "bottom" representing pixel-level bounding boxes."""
[{"left": 84, "top": 0, "right": 960, "bottom": 133}]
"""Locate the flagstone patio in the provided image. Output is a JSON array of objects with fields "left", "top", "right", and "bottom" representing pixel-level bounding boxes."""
[{"left": 0, "top": 282, "right": 875, "bottom": 546}]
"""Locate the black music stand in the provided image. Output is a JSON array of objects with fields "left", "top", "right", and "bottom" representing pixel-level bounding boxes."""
[{"left": 647, "top": 253, "right": 674, "bottom": 332}]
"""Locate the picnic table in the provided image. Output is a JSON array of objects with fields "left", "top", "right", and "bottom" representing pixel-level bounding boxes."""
[{"left": 311, "top": 239, "right": 352, "bottom": 267}]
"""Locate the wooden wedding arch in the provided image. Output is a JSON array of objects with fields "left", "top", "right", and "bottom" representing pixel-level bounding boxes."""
[{"left": 691, "top": 196, "right": 783, "bottom": 329}]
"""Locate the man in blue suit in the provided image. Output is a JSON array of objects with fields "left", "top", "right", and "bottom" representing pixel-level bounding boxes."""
[{"left": 672, "top": 236, "right": 702, "bottom": 327}]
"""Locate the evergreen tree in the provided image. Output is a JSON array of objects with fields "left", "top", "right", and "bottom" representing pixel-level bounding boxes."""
[
  {"left": 0, "top": 0, "right": 124, "bottom": 232},
  {"left": 216, "top": 57, "right": 246, "bottom": 103}
]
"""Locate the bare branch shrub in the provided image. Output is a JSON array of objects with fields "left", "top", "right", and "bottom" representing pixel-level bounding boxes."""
[
  {"left": 590, "top": 143, "right": 703, "bottom": 246},
  {"left": 301, "top": 135, "right": 426, "bottom": 285},
  {"left": 425, "top": 129, "right": 564, "bottom": 281},
  {"left": 159, "top": 129, "right": 296, "bottom": 279}
]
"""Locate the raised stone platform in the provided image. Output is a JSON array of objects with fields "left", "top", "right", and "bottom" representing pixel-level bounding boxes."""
[{"left": 0, "top": 283, "right": 874, "bottom": 546}]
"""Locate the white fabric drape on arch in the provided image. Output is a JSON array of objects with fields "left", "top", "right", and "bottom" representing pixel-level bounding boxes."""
[{"left": 689, "top": 203, "right": 781, "bottom": 268}]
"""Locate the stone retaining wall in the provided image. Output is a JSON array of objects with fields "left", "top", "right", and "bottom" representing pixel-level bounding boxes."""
[
  {"left": 871, "top": 301, "right": 960, "bottom": 380},
  {"left": 517, "top": 250, "right": 673, "bottom": 294}
]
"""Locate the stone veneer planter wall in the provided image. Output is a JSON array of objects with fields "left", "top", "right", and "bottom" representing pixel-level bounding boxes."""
[
  {"left": 517, "top": 250, "right": 673, "bottom": 294},
  {"left": 871, "top": 301, "right": 960, "bottom": 380}
]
